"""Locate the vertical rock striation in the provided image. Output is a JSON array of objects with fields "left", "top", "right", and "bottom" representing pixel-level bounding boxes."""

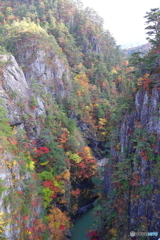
[{"left": 105, "top": 86, "right": 160, "bottom": 238}]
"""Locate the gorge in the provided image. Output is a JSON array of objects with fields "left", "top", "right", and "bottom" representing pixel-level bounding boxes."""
[{"left": 0, "top": 1, "right": 160, "bottom": 240}]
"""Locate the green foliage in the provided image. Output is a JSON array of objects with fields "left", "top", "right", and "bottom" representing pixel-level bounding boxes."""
[
  {"left": 139, "top": 184, "right": 153, "bottom": 197},
  {"left": 144, "top": 8, "right": 160, "bottom": 46},
  {"left": 38, "top": 140, "right": 67, "bottom": 174},
  {"left": 39, "top": 171, "right": 54, "bottom": 181},
  {"left": 30, "top": 95, "right": 38, "bottom": 108},
  {"left": 0, "top": 180, "right": 7, "bottom": 196},
  {"left": 21, "top": 204, "right": 30, "bottom": 215},
  {"left": 42, "top": 187, "right": 53, "bottom": 208},
  {"left": 2, "top": 1, "right": 158, "bottom": 240},
  {"left": 129, "top": 50, "right": 159, "bottom": 79},
  {"left": 0, "top": 101, "right": 12, "bottom": 139}
]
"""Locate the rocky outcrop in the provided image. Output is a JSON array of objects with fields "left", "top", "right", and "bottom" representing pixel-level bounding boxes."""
[
  {"left": 0, "top": 37, "right": 73, "bottom": 130},
  {"left": 0, "top": 54, "right": 29, "bottom": 124},
  {"left": 0, "top": 54, "right": 44, "bottom": 239},
  {"left": 0, "top": 49, "right": 74, "bottom": 238},
  {"left": 78, "top": 122, "right": 109, "bottom": 159},
  {"left": 77, "top": 202, "right": 94, "bottom": 215},
  {"left": 105, "top": 85, "right": 160, "bottom": 237},
  {"left": 129, "top": 87, "right": 160, "bottom": 232},
  {"left": 13, "top": 35, "right": 72, "bottom": 99},
  {"left": 0, "top": 46, "right": 99, "bottom": 239}
]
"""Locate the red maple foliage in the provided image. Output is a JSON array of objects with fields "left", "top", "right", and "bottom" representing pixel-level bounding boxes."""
[
  {"left": 36, "top": 147, "right": 50, "bottom": 156},
  {"left": 86, "top": 230, "right": 99, "bottom": 239},
  {"left": 59, "top": 225, "right": 65, "bottom": 230}
]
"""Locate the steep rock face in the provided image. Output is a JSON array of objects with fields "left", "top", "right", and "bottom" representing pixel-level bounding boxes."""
[
  {"left": 0, "top": 54, "right": 43, "bottom": 239},
  {"left": 0, "top": 54, "right": 29, "bottom": 124},
  {"left": 0, "top": 150, "right": 22, "bottom": 239},
  {"left": 0, "top": 54, "right": 46, "bottom": 138},
  {"left": 105, "top": 86, "right": 160, "bottom": 237},
  {"left": 0, "top": 50, "right": 93, "bottom": 239},
  {"left": 0, "top": 40, "right": 73, "bottom": 133},
  {"left": 13, "top": 36, "right": 72, "bottom": 99},
  {"left": 1, "top": 55, "right": 29, "bottom": 98},
  {"left": 129, "top": 87, "right": 160, "bottom": 232}
]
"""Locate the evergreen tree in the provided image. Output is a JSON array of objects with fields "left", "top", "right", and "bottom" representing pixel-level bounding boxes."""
[{"left": 144, "top": 8, "right": 160, "bottom": 47}]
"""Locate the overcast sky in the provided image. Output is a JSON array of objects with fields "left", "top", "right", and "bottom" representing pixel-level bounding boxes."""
[{"left": 81, "top": 0, "right": 160, "bottom": 47}]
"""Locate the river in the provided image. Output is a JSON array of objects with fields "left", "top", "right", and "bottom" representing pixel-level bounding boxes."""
[{"left": 70, "top": 208, "right": 95, "bottom": 240}]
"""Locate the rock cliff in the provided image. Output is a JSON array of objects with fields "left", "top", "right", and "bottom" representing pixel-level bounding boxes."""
[
  {"left": 104, "top": 85, "right": 160, "bottom": 239},
  {"left": 0, "top": 54, "right": 43, "bottom": 239},
  {"left": 0, "top": 48, "right": 96, "bottom": 238}
]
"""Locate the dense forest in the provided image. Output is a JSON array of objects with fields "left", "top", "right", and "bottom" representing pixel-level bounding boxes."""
[{"left": 0, "top": 1, "right": 160, "bottom": 240}]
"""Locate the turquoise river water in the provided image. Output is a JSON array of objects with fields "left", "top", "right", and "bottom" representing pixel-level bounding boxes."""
[{"left": 70, "top": 208, "right": 95, "bottom": 240}]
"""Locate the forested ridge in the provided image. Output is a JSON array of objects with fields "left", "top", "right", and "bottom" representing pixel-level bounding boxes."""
[{"left": 0, "top": 1, "right": 160, "bottom": 239}]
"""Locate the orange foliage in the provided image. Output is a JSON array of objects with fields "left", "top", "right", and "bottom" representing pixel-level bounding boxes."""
[
  {"left": 58, "top": 132, "right": 68, "bottom": 144},
  {"left": 74, "top": 72, "right": 90, "bottom": 97},
  {"left": 48, "top": 207, "right": 71, "bottom": 240},
  {"left": 62, "top": 169, "right": 70, "bottom": 180},
  {"left": 8, "top": 137, "right": 17, "bottom": 145},
  {"left": 82, "top": 146, "right": 91, "bottom": 158},
  {"left": 71, "top": 188, "right": 80, "bottom": 198},
  {"left": 137, "top": 74, "right": 152, "bottom": 90},
  {"left": 74, "top": 147, "right": 97, "bottom": 180}
]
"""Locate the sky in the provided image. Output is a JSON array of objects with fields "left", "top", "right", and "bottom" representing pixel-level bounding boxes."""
[{"left": 81, "top": 0, "right": 160, "bottom": 48}]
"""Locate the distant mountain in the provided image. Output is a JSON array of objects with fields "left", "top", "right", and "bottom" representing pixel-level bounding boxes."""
[
  {"left": 122, "top": 43, "right": 152, "bottom": 57},
  {"left": 120, "top": 42, "right": 146, "bottom": 48}
]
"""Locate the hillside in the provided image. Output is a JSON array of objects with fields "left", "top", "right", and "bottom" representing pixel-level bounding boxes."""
[{"left": 0, "top": 1, "right": 160, "bottom": 240}]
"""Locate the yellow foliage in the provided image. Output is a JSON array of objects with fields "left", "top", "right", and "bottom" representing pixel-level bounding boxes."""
[
  {"left": 74, "top": 72, "right": 89, "bottom": 96},
  {"left": 6, "top": 19, "right": 49, "bottom": 36},
  {"left": 66, "top": 152, "right": 82, "bottom": 163},
  {"left": 137, "top": 77, "right": 143, "bottom": 86},
  {"left": 62, "top": 170, "right": 70, "bottom": 180},
  {"left": 144, "top": 74, "right": 150, "bottom": 78},
  {"left": 111, "top": 68, "right": 117, "bottom": 74},
  {"left": 98, "top": 118, "right": 107, "bottom": 126},
  {"left": 101, "top": 132, "right": 107, "bottom": 135},
  {"left": 12, "top": 160, "right": 17, "bottom": 165},
  {"left": 28, "top": 160, "right": 35, "bottom": 170},
  {"left": 85, "top": 105, "right": 90, "bottom": 110},
  {"left": 97, "top": 193, "right": 103, "bottom": 199},
  {"left": 12, "top": 128, "right": 17, "bottom": 135},
  {"left": 6, "top": 161, "right": 12, "bottom": 169},
  {"left": 109, "top": 228, "right": 118, "bottom": 237},
  {"left": 116, "top": 143, "right": 120, "bottom": 150},
  {"left": 77, "top": 90, "right": 82, "bottom": 96},
  {"left": 40, "top": 161, "right": 49, "bottom": 166},
  {"left": 0, "top": 212, "right": 10, "bottom": 236},
  {"left": 94, "top": 103, "right": 99, "bottom": 107},
  {"left": 24, "top": 152, "right": 35, "bottom": 170}
]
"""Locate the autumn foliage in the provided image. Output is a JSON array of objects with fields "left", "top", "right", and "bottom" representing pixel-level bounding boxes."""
[
  {"left": 48, "top": 207, "right": 71, "bottom": 240},
  {"left": 137, "top": 74, "right": 152, "bottom": 90}
]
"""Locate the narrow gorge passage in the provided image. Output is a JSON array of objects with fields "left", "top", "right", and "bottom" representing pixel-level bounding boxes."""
[{"left": 71, "top": 208, "right": 95, "bottom": 240}]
